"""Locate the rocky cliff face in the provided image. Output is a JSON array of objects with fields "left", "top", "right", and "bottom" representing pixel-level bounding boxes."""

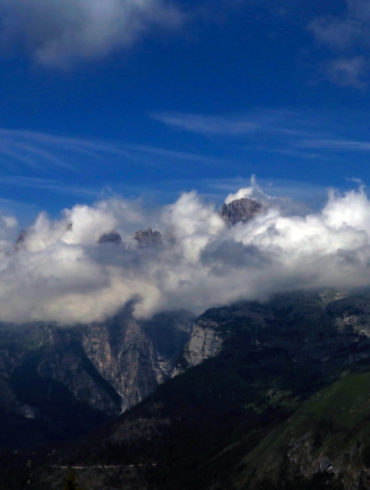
[
  {"left": 134, "top": 227, "right": 162, "bottom": 247},
  {"left": 175, "top": 290, "right": 370, "bottom": 377},
  {"left": 0, "top": 323, "right": 118, "bottom": 448},
  {"left": 172, "top": 319, "right": 223, "bottom": 376},
  {"left": 82, "top": 307, "right": 192, "bottom": 412},
  {"left": 0, "top": 308, "right": 192, "bottom": 449}
]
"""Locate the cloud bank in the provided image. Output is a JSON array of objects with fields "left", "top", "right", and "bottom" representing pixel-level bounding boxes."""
[
  {"left": 0, "top": 0, "right": 183, "bottom": 67},
  {"left": 2, "top": 182, "right": 370, "bottom": 325}
]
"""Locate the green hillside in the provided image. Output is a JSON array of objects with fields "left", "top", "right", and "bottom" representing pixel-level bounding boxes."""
[{"left": 240, "top": 371, "right": 370, "bottom": 489}]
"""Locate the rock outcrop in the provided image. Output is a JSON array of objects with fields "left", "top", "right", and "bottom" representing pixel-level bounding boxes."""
[
  {"left": 0, "top": 308, "right": 192, "bottom": 449},
  {"left": 97, "top": 231, "right": 122, "bottom": 244},
  {"left": 82, "top": 308, "right": 192, "bottom": 412},
  {"left": 220, "top": 197, "right": 262, "bottom": 225},
  {"left": 172, "top": 319, "right": 222, "bottom": 376},
  {"left": 134, "top": 227, "right": 162, "bottom": 247}
]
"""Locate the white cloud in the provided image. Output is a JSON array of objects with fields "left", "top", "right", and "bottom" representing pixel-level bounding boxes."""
[
  {"left": 163, "top": 191, "right": 225, "bottom": 261},
  {"left": 3, "top": 183, "right": 370, "bottom": 325},
  {"left": 308, "top": 1, "right": 370, "bottom": 49},
  {"left": 297, "top": 138, "right": 370, "bottom": 151},
  {"left": 0, "top": 211, "right": 17, "bottom": 257},
  {"left": 151, "top": 112, "right": 260, "bottom": 135},
  {"left": 308, "top": 1, "right": 370, "bottom": 87},
  {"left": 151, "top": 110, "right": 318, "bottom": 139},
  {"left": 326, "top": 56, "right": 368, "bottom": 88},
  {"left": 224, "top": 176, "right": 264, "bottom": 203},
  {"left": 309, "top": 17, "right": 360, "bottom": 50},
  {"left": 0, "top": 0, "right": 184, "bottom": 67}
]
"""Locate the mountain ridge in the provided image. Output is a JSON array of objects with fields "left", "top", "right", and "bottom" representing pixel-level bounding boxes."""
[{"left": 15, "top": 289, "right": 370, "bottom": 489}]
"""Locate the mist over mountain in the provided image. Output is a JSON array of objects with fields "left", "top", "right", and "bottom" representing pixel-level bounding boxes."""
[
  {"left": 1, "top": 180, "right": 370, "bottom": 326},
  {"left": 3, "top": 183, "right": 370, "bottom": 488}
]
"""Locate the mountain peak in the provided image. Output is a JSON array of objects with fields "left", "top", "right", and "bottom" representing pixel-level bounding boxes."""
[
  {"left": 134, "top": 227, "right": 162, "bottom": 247},
  {"left": 220, "top": 197, "right": 262, "bottom": 225},
  {"left": 97, "top": 231, "right": 122, "bottom": 244}
]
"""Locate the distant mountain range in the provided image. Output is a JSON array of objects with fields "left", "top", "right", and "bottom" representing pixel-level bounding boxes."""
[
  {"left": 3, "top": 198, "right": 370, "bottom": 489},
  {"left": 0, "top": 196, "right": 263, "bottom": 453},
  {"left": 3, "top": 289, "right": 370, "bottom": 489}
]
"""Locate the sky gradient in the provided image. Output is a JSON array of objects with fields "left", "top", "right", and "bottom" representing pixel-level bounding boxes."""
[{"left": 0, "top": 0, "right": 370, "bottom": 220}]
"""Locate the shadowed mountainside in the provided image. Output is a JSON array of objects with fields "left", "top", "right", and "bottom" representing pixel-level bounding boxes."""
[
  {"left": 18, "top": 289, "right": 370, "bottom": 490},
  {"left": 0, "top": 306, "right": 192, "bottom": 450}
]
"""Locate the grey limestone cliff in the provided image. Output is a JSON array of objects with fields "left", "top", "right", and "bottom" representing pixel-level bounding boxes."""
[
  {"left": 0, "top": 308, "right": 192, "bottom": 448},
  {"left": 82, "top": 307, "right": 192, "bottom": 412},
  {"left": 172, "top": 319, "right": 223, "bottom": 376}
]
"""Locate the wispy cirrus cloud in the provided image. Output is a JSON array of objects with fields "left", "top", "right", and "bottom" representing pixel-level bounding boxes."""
[
  {"left": 151, "top": 108, "right": 370, "bottom": 168},
  {"left": 309, "top": 0, "right": 370, "bottom": 50},
  {"left": 0, "top": 126, "right": 236, "bottom": 210},
  {"left": 297, "top": 138, "right": 370, "bottom": 151},
  {"left": 2, "top": 116, "right": 369, "bottom": 210},
  {"left": 0, "top": 136, "right": 77, "bottom": 171},
  {"left": 309, "top": 1, "right": 370, "bottom": 88},
  {"left": 151, "top": 110, "right": 314, "bottom": 137},
  {"left": 0, "top": 127, "right": 223, "bottom": 174},
  {"left": 151, "top": 112, "right": 260, "bottom": 135},
  {"left": 0, "top": 176, "right": 99, "bottom": 198},
  {"left": 309, "top": 17, "right": 360, "bottom": 51},
  {"left": 326, "top": 56, "right": 368, "bottom": 89}
]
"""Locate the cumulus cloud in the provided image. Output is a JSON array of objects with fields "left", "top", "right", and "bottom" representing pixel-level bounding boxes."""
[
  {"left": 0, "top": 211, "right": 17, "bottom": 255},
  {"left": 224, "top": 175, "right": 265, "bottom": 203},
  {"left": 0, "top": 0, "right": 184, "bottom": 67},
  {"left": 3, "top": 181, "right": 370, "bottom": 325}
]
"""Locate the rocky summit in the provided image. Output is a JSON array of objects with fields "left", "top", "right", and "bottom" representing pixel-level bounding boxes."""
[
  {"left": 134, "top": 227, "right": 162, "bottom": 247},
  {"left": 220, "top": 197, "right": 262, "bottom": 225}
]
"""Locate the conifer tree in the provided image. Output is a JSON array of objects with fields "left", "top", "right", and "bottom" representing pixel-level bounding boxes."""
[{"left": 63, "top": 469, "right": 81, "bottom": 490}]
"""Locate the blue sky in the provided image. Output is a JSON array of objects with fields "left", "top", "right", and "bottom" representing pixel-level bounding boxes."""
[{"left": 1, "top": 0, "right": 370, "bottom": 220}]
